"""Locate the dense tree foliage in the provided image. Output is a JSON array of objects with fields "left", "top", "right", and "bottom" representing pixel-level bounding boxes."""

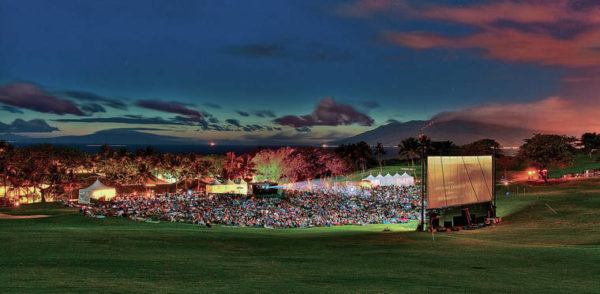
[
  {"left": 461, "top": 139, "right": 502, "bottom": 156},
  {"left": 580, "top": 132, "right": 600, "bottom": 157},
  {"left": 397, "top": 137, "right": 421, "bottom": 167},
  {"left": 374, "top": 142, "right": 386, "bottom": 173},
  {"left": 0, "top": 130, "right": 593, "bottom": 202},
  {"left": 252, "top": 147, "right": 294, "bottom": 182},
  {"left": 335, "top": 141, "right": 374, "bottom": 172},
  {"left": 518, "top": 134, "right": 577, "bottom": 182},
  {"left": 429, "top": 140, "right": 460, "bottom": 156}
]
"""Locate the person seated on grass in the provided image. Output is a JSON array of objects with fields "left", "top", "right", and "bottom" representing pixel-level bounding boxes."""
[{"left": 84, "top": 185, "right": 422, "bottom": 228}]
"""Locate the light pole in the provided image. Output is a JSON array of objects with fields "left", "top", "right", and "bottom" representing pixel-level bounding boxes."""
[
  {"left": 419, "top": 138, "right": 427, "bottom": 232},
  {"left": 491, "top": 146, "right": 497, "bottom": 218}
]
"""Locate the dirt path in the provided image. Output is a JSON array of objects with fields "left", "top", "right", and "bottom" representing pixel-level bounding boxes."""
[{"left": 0, "top": 213, "right": 50, "bottom": 219}]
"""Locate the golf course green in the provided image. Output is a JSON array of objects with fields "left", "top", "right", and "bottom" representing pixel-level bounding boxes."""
[{"left": 2, "top": 179, "right": 600, "bottom": 293}]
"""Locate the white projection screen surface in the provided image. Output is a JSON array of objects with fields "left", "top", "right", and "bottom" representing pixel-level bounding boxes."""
[{"left": 427, "top": 156, "right": 493, "bottom": 209}]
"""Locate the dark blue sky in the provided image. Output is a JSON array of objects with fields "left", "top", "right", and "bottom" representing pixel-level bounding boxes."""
[{"left": 1, "top": 0, "right": 596, "bottom": 143}]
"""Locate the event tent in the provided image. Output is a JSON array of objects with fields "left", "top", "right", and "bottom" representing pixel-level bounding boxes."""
[
  {"left": 78, "top": 179, "right": 116, "bottom": 204},
  {"left": 362, "top": 174, "right": 380, "bottom": 186},
  {"left": 382, "top": 173, "right": 394, "bottom": 186},
  {"left": 364, "top": 175, "right": 376, "bottom": 181},
  {"left": 283, "top": 179, "right": 331, "bottom": 191},
  {"left": 396, "top": 172, "right": 415, "bottom": 187},
  {"left": 362, "top": 172, "right": 415, "bottom": 187}
]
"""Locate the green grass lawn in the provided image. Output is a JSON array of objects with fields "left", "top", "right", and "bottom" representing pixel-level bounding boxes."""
[
  {"left": 343, "top": 154, "right": 600, "bottom": 182},
  {"left": 549, "top": 154, "right": 600, "bottom": 178},
  {"left": 2, "top": 180, "right": 600, "bottom": 293}
]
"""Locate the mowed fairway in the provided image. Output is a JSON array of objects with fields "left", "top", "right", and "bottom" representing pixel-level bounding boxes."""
[{"left": 2, "top": 181, "right": 600, "bottom": 293}]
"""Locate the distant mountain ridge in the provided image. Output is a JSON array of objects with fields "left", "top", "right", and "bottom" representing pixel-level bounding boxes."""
[
  {"left": 1, "top": 121, "right": 538, "bottom": 148},
  {"left": 334, "top": 119, "right": 537, "bottom": 146},
  {"left": 0, "top": 128, "right": 194, "bottom": 145}
]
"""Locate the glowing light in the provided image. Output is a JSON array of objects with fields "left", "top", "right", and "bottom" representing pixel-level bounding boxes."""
[
  {"left": 209, "top": 141, "right": 216, "bottom": 147},
  {"left": 206, "top": 183, "right": 248, "bottom": 195}
]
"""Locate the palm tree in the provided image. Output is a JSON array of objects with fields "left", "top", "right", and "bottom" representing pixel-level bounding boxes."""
[
  {"left": 237, "top": 154, "right": 256, "bottom": 183},
  {"left": 374, "top": 142, "right": 386, "bottom": 174},
  {"left": 398, "top": 137, "right": 422, "bottom": 172},
  {"left": 164, "top": 154, "right": 184, "bottom": 192},
  {"left": 222, "top": 152, "right": 239, "bottom": 181},
  {"left": 191, "top": 156, "right": 214, "bottom": 192},
  {"left": 137, "top": 162, "right": 153, "bottom": 183},
  {"left": 42, "top": 160, "right": 68, "bottom": 202},
  {"left": 351, "top": 142, "right": 372, "bottom": 173},
  {"left": 148, "top": 152, "right": 164, "bottom": 186}
]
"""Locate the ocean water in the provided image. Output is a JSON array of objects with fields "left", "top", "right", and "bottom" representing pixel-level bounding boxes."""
[{"left": 11, "top": 143, "right": 293, "bottom": 154}]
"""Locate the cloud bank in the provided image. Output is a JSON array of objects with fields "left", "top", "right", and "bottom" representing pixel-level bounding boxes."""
[
  {"left": 431, "top": 96, "right": 600, "bottom": 135},
  {"left": 274, "top": 97, "right": 374, "bottom": 128},
  {"left": 0, "top": 83, "right": 84, "bottom": 116},
  {"left": 136, "top": 100, "right": 203, "bottom": 118},
  {"left": 338, "top": 0, "right": 600, "bottom": 135},
  {"left": 64, "top": 90, "right": 128, "bottom": 110},
  {"left": 342, "top": 0, "right": 600, "bottom": 68}
]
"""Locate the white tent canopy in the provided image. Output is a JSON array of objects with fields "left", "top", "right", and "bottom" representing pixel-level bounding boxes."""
[
  {"left": 362, "top": 175, "right": 376, "bottom": 181},
  {"left": 362, "top": 172, "right": 415, "bottom": 187},
  {"left": 78, "top": 179, "right": 116, "bottom": 204},
  {"left": 396, "top": 172, "right": 415, "bottom": 187},
  {"left": 381, "top": 173, "right": 394, "bottom": 186}
]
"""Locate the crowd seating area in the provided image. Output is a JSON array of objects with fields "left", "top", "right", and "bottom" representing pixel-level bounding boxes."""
[{"left": 79, "top": 186, "right": 422, "bottom": 228}]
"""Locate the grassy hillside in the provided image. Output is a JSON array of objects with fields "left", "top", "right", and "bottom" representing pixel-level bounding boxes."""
[
  {"left": 343, "top": 153, "right": 600, "bottom": 182},
  {"left": 2, "top": 179, "right": 600, "bottom": 293},
  {"left": 549, "top": 154, "right": 600, "bottom": 178}
]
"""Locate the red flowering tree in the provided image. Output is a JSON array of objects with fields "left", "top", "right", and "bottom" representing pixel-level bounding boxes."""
[{"left": 222, "top": 152, "right": 256, "bottom": 181}]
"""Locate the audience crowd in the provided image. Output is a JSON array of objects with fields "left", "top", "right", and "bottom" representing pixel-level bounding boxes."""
[{"left": 80, "top": 185, "right": 422, "bottom": 228}]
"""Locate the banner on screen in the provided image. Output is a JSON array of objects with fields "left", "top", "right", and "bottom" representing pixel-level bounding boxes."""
[{"left": 427, "top": 156, "right": 493, "bottom": 209}]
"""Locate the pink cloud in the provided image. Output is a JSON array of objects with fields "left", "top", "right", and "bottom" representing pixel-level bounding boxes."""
[
  {"left": 432, "top": 96, "right": 600, "bottom": 135},
  {"left": 340, "top": 0, "right": 600, "bottom": 25},
  {"left": 342, "top": 1, "right": 600, "bottom": 68},
  {"left": 386, "top": 27, "right": 600, "bottom": 68},
  {"left": 560, "top": 68, "right": 600, "bottom": 99},
  {"left": 337, "top": 1, "right": 600, "bottom": 135},
  {"left": 383, "top": 31, "right": 450, "bottom": 49},
  {"left": 420, "top": 1, "right": 592, "bottom": 26}
]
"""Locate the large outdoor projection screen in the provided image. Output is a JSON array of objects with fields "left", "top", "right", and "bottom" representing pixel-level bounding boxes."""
[{"left": 427, "top": 156, "right": 493, "bottom": 209}]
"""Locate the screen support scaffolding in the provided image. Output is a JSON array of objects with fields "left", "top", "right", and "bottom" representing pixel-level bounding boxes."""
[
  {"left": 420, "top": 144, "right": 426, "bottom": 232},
  {"left": 491, "top": 147, "right": 497, "bottom": 218}
]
